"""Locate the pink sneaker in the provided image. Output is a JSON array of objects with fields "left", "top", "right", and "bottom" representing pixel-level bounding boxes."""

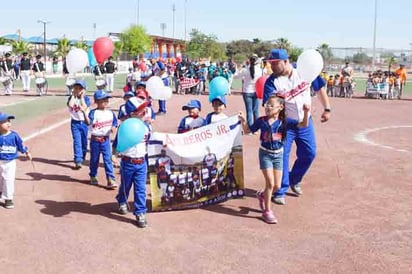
[
  {"left": 262, "top": 210, "right": 278, "bottom": 224},
  {"left": 256, "top": 191, "right": 265, "bottom": 212}
]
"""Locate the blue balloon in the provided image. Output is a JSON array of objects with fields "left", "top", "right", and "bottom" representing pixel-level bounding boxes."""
[
  {"left": 116, "top": 118, "right": 146, "bottom": 153},
  {"left": 87, "top": 48, "right": 97, "bottom": 67},
  {"left": 209, "top": 76, "right": 229, "bottom": 102}
]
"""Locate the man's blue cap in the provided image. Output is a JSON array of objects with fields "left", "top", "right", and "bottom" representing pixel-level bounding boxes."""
[
  {"left": 73, "top": 80, "right": 87, "bottom": 90},
  {"left": 182, "top": 99, "right": 201, "bottom": 111},
  {"left": 267, "top": 48, "right": 289, "bottom": 61},
  {"left": 0, "top": 112, "right": 15, "bottom": 122},
  {"left": 125, "top": 96, "right": 149, "bottom": 115},
  {"left": 93, "top": 90, "right": 112, "bottom": 101},
  {"left": 211, "top": 95, "right": 226, "bottom": 106}
]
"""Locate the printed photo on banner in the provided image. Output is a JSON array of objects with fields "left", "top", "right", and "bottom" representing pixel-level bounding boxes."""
[{"left": 148, "top": 115, "right": 244, "bottom": 211}]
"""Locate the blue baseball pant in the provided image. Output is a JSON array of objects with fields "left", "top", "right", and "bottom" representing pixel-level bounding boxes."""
[
  {"left": 116, "top": 160, "right": 147, "bottom": 215},
  {"left": 274, "top": 118, "right": 317, "bottom": 198},
  {"left": 71, "top": 120, "right": 88, "bottom": 164},
  {"left": 158, "top": 100, "right": 166, "bottom": 113},
  {"left": 89, "top": 138, "right": 115, "bottom": 180}
]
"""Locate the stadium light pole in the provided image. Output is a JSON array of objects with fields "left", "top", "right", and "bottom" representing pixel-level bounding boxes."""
[
  {"left": 372, "top": 0, "right": 377, "bottom": 71},
  {"left": 37, "top": 19, "right": 50, "bottom": 71},
  {"left": 184, "top": 0, "right": 187, "bottom": 41},
  {"left": 172, "top": 3, "right": 176, "bottom": 38}
]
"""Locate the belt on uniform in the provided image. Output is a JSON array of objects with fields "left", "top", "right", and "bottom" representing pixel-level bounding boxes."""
[
  {"left": 259, "top": 146, "right": 283, "bottom": 154},
  {"left": 91, "top": 135, "right": 109, "bottom": 143},
  {"left": 122, "top": 156, "right": 145, "bottom": 164},
  {"left": 71, "top": 119, "right": 86, "bottom": 124}
]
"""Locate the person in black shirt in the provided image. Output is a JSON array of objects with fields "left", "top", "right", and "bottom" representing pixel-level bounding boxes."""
[
  {"left": 104, "top": 56, "right": 116, "bottom": 92},
  {"left": 93, "top": 64, "right": 106, "bottom": 90},
  {"left": 20, "top": 52, "right": 31, "bottom": 92}
]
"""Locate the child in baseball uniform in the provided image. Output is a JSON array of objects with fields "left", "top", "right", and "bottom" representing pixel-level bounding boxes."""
[
  {"left": 118, "top": 91, "right": 135, "bottom": 122},
  {"left": 86, "top": 90, "right": 118, "bottom": 189},
  {"left": 0, "top": 112, "right": 32, "bottom": 209},
  {"left": 239, "top": 94, "right": 310, "bottom": 224},
  {"left": 177, "top": 99, "right": 205, "bottom": 133},
  {"left": 115, "top": 96, "right": 151, "bottom": 228},
  {"left": 204, "top": 95, "right": 228, "bottom": 125},
  {"left": 67, "top": 80, "right": 91, "bottom": 169}
]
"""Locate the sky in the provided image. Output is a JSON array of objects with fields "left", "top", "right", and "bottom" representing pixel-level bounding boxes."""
[{"left": 1, "top": 0, "right": 411, "bottom": 51}]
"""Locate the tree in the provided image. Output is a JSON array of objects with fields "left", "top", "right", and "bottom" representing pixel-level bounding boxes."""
[
  {"left": 186, "top": 29, "right": 225, "bottom": 61},
  {"left": 273, "top": 37, "right": 292, "bottom": 52},
  {"left": 352, "top": 52, "right": 371, "bottom": 65},
  {"left": 289, "top": 46, "right": 304, "bottom": 63},
  {"left": 10, "top": 40, "right": 32, "bottom": 54},
  {"left": 54, "top": 38, "right": 71, "bottom": 57},
  {"left": 252, "top": 41, "right": 273, "bottom": 59},
  {"left": 387, "top": 56, "right": 396, "bottom": 72},
  {"left": 317, "top": 43, "right": 333, "bottom": 63},
  {"left": 112, "top": 41, "right": 124, "bottom": 59},
  {"left": 119, "top": 24, "right": 152, "bottom": 57},
  {"left": 73, "top": 41, "right": 88, "bottom": 51}
]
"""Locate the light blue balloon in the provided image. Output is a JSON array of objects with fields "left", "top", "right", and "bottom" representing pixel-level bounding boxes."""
[
  {"left": 87, "top": 48, "right": 97, "bottom": 67},
  {"left": 116, "top": 118, "right": 146, "bottom": 153},
  {"left": 209, "top": 76, "right": 229, "bottom": 102}
]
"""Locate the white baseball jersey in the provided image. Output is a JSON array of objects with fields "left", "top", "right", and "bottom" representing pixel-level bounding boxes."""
[
  {"left": 273, "top": 69, "right": 311, "bottom": 122},
  {"left": 88, "top": 109, "right": 117, "bottom": 136}
]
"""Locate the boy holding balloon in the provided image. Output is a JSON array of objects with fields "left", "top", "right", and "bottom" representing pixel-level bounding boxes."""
[{"left": 114, "top": 97, "right": 151, "bottom": 228}]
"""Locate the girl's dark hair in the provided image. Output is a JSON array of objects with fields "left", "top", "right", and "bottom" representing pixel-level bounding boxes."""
[
  {"left": 249, "top": 56, "right": 257, "bottom": 80},
  {"left": 268, "top": 94, "right": 287, "bottom": 141}
]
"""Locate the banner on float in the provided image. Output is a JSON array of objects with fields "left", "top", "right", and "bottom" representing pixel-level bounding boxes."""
[{"left": 148, "top": 115, "right": 244, "bottom": 211}]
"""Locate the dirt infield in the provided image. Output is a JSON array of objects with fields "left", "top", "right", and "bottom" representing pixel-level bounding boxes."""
[{"left": 1, "top": 91, "right": 411, "bottom": 273}]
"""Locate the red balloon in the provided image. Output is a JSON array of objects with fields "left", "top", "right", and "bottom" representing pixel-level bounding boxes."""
[
  {"left": 93, "top": 37, "right": 114, "bottom": 64},
  {"left": 255, "top": 75, "right": 269, "bottom": 99},
  {"left": 138, "top": 62, "right": 147, "bottom": 72}
]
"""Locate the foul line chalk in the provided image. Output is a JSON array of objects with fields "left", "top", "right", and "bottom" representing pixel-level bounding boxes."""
[
  {"left": 22, "top": 98, "right": 122, "bottom": 142},
  {"left": 353, "top": 125, "right": 412, "bottom": 153}
]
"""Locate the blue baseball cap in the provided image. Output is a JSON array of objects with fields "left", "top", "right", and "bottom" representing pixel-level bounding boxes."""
[
  {"left": 182, "top": 99, "right": 201, "bottom": 111},
  {"left": 157, "top": 61, "right": 165, "bottom": 70},
  {"left": 211, "top": 95, "right": 226, "bottom": 106},
  {"left": 123, "top": 91, "right": 135, "bottom": 98},
  {"left": 267, "top": 48, "right": 289, "bottom": 61},
  {"left": 125, "top": 96, "right": 149, "bottom": 115},
  {"left": 0, "top": 112, "right": 15, "bottom": 122},
  {"left": 136, "top": 81, "right": 146, "bottom": 87},
  {"left": 73, "top": 80, "right": 87, "bottom": 90},
  {"left": 93, "top": 90, "right": 112, "bottom": 101}
]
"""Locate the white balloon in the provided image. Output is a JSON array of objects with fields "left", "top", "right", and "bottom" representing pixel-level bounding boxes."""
[
  {"left": 146, "top": 76, "right": 165, "bottom": 99},
  {"left": 158, "top": 86, "right": 173, "bottom": 100},
  {"left": 296, "top": 49, "right": 324, "bottom": 83},
  {"left": 66, "top": 48, "right": 88, "bottom": 74}
]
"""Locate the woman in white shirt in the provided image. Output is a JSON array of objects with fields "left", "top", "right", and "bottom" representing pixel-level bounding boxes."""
[{"left": 233, "top": 55, "right": 263, "bottom": 128}]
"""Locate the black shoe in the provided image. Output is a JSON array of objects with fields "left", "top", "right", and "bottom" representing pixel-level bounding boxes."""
[
  {"left": 5, "top": 199, "right": 14, "bottom": 209},
  {"left": 136, "top": 213, "right": 147, "bottom": 228}
]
